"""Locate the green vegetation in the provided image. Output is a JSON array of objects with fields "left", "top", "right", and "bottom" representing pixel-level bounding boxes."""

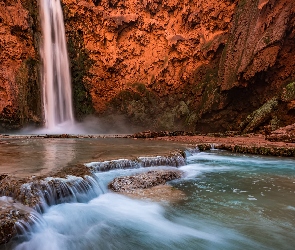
[
  {"left": 13, "top": 0, "right": 43, "bottom": 128},
  {"left": 241, "top": 97, "right": 278, "bottom": 133},
  {"left": 263, "top": 36, "right": 271, "bottom": 45},
  {"left": 60, "top": 3, "right": 95, "bottom": 120},
  {"left": 109, "top": 82, "right": 192, "bottom": 131},
  {"left": 281, "top": 82, "right": 295, "bottom": 102},
  {"left": 21, "top": 0, "right": 39, "bottom": 28},
  {"left": 238, "top": 0, "right": 247, "bottom": 8},
  {"left": 15, "top": 58, "right": 42, "bottom": 126},
  {"left": 191, "top": 65, "right": 220, "bottom": 120},
  {"left": 67, "top": 29, "right": 95, "bottom": 120}
]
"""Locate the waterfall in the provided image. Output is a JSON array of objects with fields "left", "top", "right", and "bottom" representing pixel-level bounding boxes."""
[{"left": 39, "top": 0, "right": 74, "bottom": 131}]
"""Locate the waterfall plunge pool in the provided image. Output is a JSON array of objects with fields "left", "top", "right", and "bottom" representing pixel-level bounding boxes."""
[
  {"left": 0, "top": 137, "right": 188, "bottom": 178},
  {"left": 1, "top": 148, "right": 295, "bottom": 250}
]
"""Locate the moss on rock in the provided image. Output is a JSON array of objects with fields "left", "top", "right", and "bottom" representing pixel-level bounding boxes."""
[
  {"left": 15, "top": 58, "right": 42, "bottom": 127},
  {"left": 281, "top": 82, "right": 295, "bottom": 102},
  {"left": 109, "top": 85, "right": 194, "bottom": 131},
  {"left": 240, "top": 97, "right": 278, "bottom": 133}
]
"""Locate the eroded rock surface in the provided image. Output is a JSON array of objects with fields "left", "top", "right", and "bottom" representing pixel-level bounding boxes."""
[
  {"left": 1, "top": 0, "right": 295, "bottom": 133},
  {"left": 0, "top": 0, "right": 41, "bottom": 131},
  {"left": 0, "top": 164, "right": 94, "bottom": 244},
  {"left": 62, "top": 0, "right": 238, "bottom": 130},
  {"left": 108, "top": 169, "right": 182, "bottom": 194},
  {"left": 0, "top": 196, "right": 34, "bottom": 245},
  {"left": 61, "top": 0, "right": 295, "bottom": 133},
  {"left": 120, "top": 184, "right": 186, "bottom": 203},
  {"left": 266, "top": 124, "right": 295, "bottom": 143}
]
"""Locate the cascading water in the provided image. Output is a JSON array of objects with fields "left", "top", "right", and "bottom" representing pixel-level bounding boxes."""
[
  {"left": 3, "top": 149, "right": 295, "bottom": 249},
  {"left": 40, "top": 0, "right": 74, "bottom": 131}
]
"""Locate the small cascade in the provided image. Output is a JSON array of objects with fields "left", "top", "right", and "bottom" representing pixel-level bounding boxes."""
[
  {"left": 15, "top": 212, "right": 45, "bottom": 236},
  {"left": 184, "top": 147, "right": 201, "bottom": 157},
  {"left": 87, "top": 159, "right": 141, "bottom": 172},
  {"left": 39, "top": 0, "right": 75, "bottom": 130},
  {"left": 15, "top": 175, "right": 103, "bottom": 212},
  {"left": 139, "top": 155, "right": 186, "bottom": 168},
  {"left": 86, "top": 153, "right": 186, "bottom": 172}
]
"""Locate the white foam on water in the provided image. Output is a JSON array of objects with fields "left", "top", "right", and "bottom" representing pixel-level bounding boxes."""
[
  {"left": 286, "top": 206, "right": 295, "bottom": 211},
  {"left": 179, "top": 163, "right": 233, "bottom": 179},
  {"left": 7, "top": 151, "right": 295, "bottom": 250},
  {"left": 14, "top": 193, "right": 223, "bottom": 250},
  {"left": 186, "top": 151, "right": 295, "bottom": 174}
]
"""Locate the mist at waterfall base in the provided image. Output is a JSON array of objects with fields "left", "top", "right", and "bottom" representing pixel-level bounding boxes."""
[
  {"left": 20, "top": 0, "right": 140, "bottom": 136},
  {"left": 21, "top": 115, "right": 141, "bottom": 135},
  {"left": 3, "top": 150, "right": 295, "bottom": 250}
]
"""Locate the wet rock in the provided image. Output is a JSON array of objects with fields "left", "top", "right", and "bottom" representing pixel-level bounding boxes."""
[
  {"left": 122, "top": 185, "right": 186, "bottom": 203},
  {"left": 44, "top": 134, "right": 79, "bottom": 138},
  {"left": 266, "top": 124, "right": 295, "bottom": 143},
  {"left": 52, "top": 164, "right": 92, "bottom": 178},
  {"left": 154, "top": 134, "right": 295, "bottom": 157},
  {"left": 87, "top": 151, "right": 186, "bottom": 172},
  {"left": 0, "top": 197, "right": 33, "bottom": 245},
  {"left": 215, "top": 144, "right": 295, "bottom": 157},
  {"left": 108, "top": 170, "right": 182, "bottom": 193},
  {"left": 196, "top": 144, "right": 212, "bottom": 151},
  {"left": 132, "top": 130, "right": 196, "bottom": 138},
  {"left": 0, "top": 167, "right": 94, "bottom": 209},
  {"left": 0, "top": 163, "right": 97, "bottom": 245}
]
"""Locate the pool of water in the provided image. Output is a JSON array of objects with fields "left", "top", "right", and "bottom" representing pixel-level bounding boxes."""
[
  {"left": 2, "top": 150, "right": 295, "bottom": 250},
  {"left": 0, "top": 137, "right": 188, "bottom": 177}
]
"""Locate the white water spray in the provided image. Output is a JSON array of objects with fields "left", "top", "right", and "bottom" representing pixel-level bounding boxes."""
[{"left": 40, "top": 0, "right": 74, "bottom": 131}]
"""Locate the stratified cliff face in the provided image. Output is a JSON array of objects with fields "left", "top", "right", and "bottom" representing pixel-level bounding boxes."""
[
  {"left": 0, "top": 0, "right": 41, "bottom": 131},
  {"left": 0, "top": 0, "right": 294, "bottom": 133}
]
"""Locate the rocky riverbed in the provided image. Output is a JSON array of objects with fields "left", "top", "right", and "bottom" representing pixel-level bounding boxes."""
[
  {"left": 150, "top": 132, "right": 295, "bottom": 157},
  {"left": 1, "top": 132, "right": 295, "bottom": 245},
  {"left": 0, "top": 144, "right": 186, "bottom": 245}
]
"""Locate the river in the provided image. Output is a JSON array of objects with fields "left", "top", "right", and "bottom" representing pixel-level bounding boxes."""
[{"left": 1, "top": 148, "right": 295, "bottom": 250}]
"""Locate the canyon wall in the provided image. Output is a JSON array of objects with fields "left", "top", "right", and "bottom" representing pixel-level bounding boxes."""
[
  {"left": 0, "top": 0, "right": 41, "bottom": 131},
  {"left": 0, "top": 0, "right": 294, "bottom": 132}
]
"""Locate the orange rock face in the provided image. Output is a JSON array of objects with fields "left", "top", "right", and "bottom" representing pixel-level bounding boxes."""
[
  {"left": 0, "top": 0, "right": 41, "bottom": 130},
  {"left": 0, "top": 0, "right": 295, "bottom": 132},
  {"left": 63, "top": 0, "right": 238, "bottom": 130}
]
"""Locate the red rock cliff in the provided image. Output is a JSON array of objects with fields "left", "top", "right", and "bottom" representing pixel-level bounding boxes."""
[
  {"left": 0, "top": 0, "right": 294, "bottom": 133},
  {"left": 0, "top": 0, "right": 41, "bottom": 131},
  {"left": 63, "top": 0, "right": 238, "bottom": 131}
]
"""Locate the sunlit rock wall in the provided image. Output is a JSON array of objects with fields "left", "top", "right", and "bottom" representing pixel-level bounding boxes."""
[
  {"left": 0, "top": 0, "right": 41, "bottom": 131},
  {"left": 62, "top": 0, "right": 238, "bottom": 130},
  {"left": 63, "top": 0, "right": 295, "bottom": 132},
  {"left": 0, "top": 0, "right": 294, "bottom": 132}
]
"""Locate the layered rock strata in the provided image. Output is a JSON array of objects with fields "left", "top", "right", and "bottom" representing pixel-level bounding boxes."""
[{"left": 266, "top": 123, "right": 295, "bottom": 142}]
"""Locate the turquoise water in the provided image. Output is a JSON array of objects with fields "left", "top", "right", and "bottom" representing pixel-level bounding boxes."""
[{"left": 4, "top": 150, "right": 295, "bottom": 250}]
